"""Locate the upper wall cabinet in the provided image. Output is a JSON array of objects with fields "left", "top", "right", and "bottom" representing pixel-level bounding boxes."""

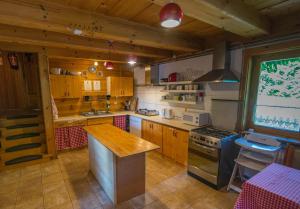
[
  {"left": 50, "top": 75, "right": 82, "bottom": 99},
  {"left": 107, "top": 77, "right": 133, "bottom": 97}
]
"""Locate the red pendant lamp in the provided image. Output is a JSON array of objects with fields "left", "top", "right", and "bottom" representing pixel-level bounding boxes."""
[
  {"left": 160, "top": 2, "right": 183, "bottom": 28},
  {"left": 104, "top": 61, "right": 114, "bottom": 70}
]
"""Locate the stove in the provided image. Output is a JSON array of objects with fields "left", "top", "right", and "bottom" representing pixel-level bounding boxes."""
[
  {"left": 136, "top": 109, "right": 159, "bottom": 116},
  {"left": 189, "top": 126, "right": 236, "bottom": 148},
  {"left": 188, "top": 126, "right": 239, "bottom": 189}
]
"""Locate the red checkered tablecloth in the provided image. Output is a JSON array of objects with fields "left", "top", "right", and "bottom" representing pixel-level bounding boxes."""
[
  {"left": 55, "top": 126, "right": 87, "bottom": 151},
  {"left": 234, "top": 163, "right": 300, "bottom": 209},
  {"left": 114, "top": 115, "right": 127, "bottom": 131}
]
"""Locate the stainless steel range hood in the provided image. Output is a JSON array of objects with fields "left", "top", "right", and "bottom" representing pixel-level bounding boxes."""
[{"left": 193, "top": 42, "right": 239, "bottom": 83}]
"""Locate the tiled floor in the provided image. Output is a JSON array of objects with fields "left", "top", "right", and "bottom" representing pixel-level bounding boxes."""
[{"left": 0, "top": 148, "right": 237, "bottom": 209}]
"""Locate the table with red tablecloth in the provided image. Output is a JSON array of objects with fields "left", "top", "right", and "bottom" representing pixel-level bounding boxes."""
[{"left": 234, "top": 163, "right": 300, "bottom": 209}]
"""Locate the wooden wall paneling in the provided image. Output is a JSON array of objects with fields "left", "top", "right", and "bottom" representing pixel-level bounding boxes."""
[
  {"left": 38, "top": 53, "right": 56, "bottom": 157},
  {"left": 0, "top": 0, "right": 202, "bottom": 52},
  {"left": 48, "top": 58, "right": 133, "bottom": 116}
]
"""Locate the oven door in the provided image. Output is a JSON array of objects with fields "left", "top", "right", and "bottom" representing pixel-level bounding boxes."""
[{"left": 188, "top": 140, "right": 219, "bottom": 184}]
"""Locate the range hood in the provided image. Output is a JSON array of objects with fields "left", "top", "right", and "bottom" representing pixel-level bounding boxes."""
[{"left": 193, "top": 42, "right": 239, "bottom": 83}]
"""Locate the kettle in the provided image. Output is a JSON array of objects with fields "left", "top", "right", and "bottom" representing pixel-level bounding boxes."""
[{"left": 162, "top": 108, "right": 174, "bottom": 119}]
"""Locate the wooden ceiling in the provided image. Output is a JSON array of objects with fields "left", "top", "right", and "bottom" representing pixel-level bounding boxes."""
[{"left": 0, "top": 0, "right": 299, "bottom": 63}]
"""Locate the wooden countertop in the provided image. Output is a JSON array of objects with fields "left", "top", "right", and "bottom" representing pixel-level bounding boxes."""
[
  {"left": 55, "top": 111, "right": 198, "bottom": 131},
  {"left": 83, "top": 124, "right": 159, "bottom": 158}
]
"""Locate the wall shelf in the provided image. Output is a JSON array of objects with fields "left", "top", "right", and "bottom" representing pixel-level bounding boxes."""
[
  {"left": 161, "top": 99, "right": 198, "bottom": 105},
  {"left": 159, "top": 81, "right": 200, "bottom": 85},
  {"left": 161, "top": 90, "right": 204, "bottom": 93}
]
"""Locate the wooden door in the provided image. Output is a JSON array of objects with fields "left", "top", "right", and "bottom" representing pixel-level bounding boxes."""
[
  {"left": 67, "top": 76, "right": 81, "bottom": 98},
  {"left": 162, "top": 126, "right": 175, "bottom": 159},
  {"left": 174, "top": 129, "right": 189, "bottom": 166},
  {"left": 152, "top": 122, "right": 163, "bottom": 153},
  {"left": 50, "top": 75, "right": 67, "bottom": 98}
]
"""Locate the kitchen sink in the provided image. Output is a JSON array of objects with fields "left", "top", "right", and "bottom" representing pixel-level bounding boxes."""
[{"left": 81, "top": 111, "right": 113, "bottom": 117}]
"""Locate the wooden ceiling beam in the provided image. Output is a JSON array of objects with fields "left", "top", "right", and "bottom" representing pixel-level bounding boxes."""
[
  {"left": 0, "top": 24, "right": 171, "bottom": 58},
  {"left": 151, "top": 0, "right": 270, "bottom": 37},
  {"left": 0, "top": 41, "right": 151, "bottom": 64},
  {"left": 0, "top": 0, "right": 203, "bottom": 52}
]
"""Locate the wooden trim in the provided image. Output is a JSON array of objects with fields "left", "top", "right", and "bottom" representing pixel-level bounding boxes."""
[
  {"left": 151, "top": 0, "right": 270, "bottom": 37},
  {"left": 38, "top": 53, "right": 57, "bottom": 157},
  {"left": 238, "top": 40, "right": 300, "bottom": 140},
  {"left": 0, "top": 24, "right": 171, "bottom": 58},
  {"left": 0, "top": 0, "right": 202, "bottom": 52}
]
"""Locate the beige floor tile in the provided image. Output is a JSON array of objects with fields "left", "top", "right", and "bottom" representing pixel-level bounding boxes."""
[
  {"left": 17, "top": 183, "right": 43, "bottom": 202},
  {"left": 0, "top": 191, "right": 17, "bottom": 209},
  {"left": 42, "top": 172, "right": 63, "bottom": 184},
  {"left": 15, "top": 196, "right": 44, "bottom": 209},
  {"left": 44, "top": 188, "right": 71, "bottom": 209},
  {"left": 0, "top": 169, "right": 21, "bottom": 185},
  {"left": 47, "top": 202, "right": 74, "bottom": 209},
  {"left": 0, "top": 147, "right": 237, "bottom": 209},
  {"left": 43, "top": 180, "right": 67, "bottom": 194}
]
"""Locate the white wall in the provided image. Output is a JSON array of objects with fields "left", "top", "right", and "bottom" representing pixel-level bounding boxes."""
[{"left": 134, "top": 48, "right": 243, "bottom": 131}]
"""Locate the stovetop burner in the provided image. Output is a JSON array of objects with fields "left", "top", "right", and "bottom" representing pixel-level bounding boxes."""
[
  {"left": 136, "top": 109, "right": 159, "bottom": 116},
  {"left": 192, "top": 126, "right": 235, "bottom": 139}
]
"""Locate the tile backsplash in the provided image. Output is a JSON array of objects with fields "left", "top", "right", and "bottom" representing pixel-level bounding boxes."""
[{"left": 134, "top": 49, "right": 243, "bottom": 131}]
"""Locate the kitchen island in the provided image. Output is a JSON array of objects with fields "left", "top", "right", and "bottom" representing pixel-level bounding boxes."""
[{"left": 83, "top": 124, "right": 159, "bottom": 205}]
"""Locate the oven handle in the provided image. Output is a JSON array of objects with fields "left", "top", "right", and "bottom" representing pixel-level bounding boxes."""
[{"left": 192, "top": 141, "right": 217, "bottom": 152}]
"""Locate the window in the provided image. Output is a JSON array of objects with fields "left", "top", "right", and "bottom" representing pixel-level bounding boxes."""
[{"left": 254, "top": 57, "right": 300, "bottom": 132}]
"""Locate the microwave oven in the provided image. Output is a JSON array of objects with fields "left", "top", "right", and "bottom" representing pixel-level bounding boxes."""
[{"left": 182, "top": 112, "right": 209, "bottom": 126}]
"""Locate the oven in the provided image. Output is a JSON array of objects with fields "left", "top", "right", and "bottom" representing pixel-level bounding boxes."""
[{"left": 188, "top": 139, "right": 220, "bottom": 185}]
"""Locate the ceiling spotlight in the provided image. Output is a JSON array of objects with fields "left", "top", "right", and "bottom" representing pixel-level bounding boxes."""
[
  {"left": 160, "top": 3, "right": 183, "bottom": 28},
  {"left": 128, "top": 55, "right": 137, "bottom": 65}
]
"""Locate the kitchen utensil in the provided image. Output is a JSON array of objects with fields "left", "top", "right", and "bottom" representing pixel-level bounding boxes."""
[
  {"left": 50, "top": 68, "right": 62, "bottom": 75},
  {"left": 70, "top": 71, "right": 82, "bottom": 76},
  {"left": 168, "top": 73, "right": 179, "bottom": 82},
  {"left": 162, "top": 108, "right": 174, "bottom": 119}
]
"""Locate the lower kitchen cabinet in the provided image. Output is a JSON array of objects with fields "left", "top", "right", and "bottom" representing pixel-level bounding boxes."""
[
  {"left": 141, "top": 119, "right": 189, "bottom": 165},
  {"left": 142, "top": 120, "right": 163, "bottom": 153},
  {"left": 163, "top": 126, "right": 189, "bottom": 166}
]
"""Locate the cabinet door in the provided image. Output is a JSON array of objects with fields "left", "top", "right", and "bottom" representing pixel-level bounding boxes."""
[
  {"left": 162, "top": 126, "right": 175, "bottom": 159},
  {"left": 142, "top": 120, "right": 151, "bottom": 142},
  {"left": 50, "top": 75, "right": 67, "bottom": 98},
  {"left": 122, "top": 77, "right": 133, "bottom": 96},
  {"left": 152, "top": 122, "right": 163, "bottom": 153},
  {"left": 67, "top": 77, "right": 82, "bottom": 98},
  {"left": 174, "top": 129, "right": 189, "bottom": 166},
  {"left": 107, "top": 77, "right": 122, "bottom": 97}
]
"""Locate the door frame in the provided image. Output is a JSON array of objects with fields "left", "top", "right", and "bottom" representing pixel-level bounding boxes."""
[{"left": 0, "top": 42, "right": 57, "bottom": 157}]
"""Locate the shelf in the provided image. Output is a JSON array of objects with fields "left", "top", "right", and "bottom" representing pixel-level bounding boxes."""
[
  {"left": 161, "top": 90, "right": 204, "bottom": 93},
  {"left": 159, "top": 81, "right": 199, "bottom": 85},
  {"left": 161, "top": 100, "right": 199, "bottom": 105}
]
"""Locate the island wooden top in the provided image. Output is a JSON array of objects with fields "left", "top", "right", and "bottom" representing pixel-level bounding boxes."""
[{"left": 83, "top": 124, "right": 159, "bottom": 158}]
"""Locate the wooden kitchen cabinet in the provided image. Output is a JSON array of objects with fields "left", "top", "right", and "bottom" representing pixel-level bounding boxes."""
[
  {"left": 87, "top": 117, "right": 113, "bottom": 126},
  {"left": 50, "top": 75, "right": 82, "bottom": 99},
  {"left": 142, "top": 120, "right": 163, "bottom": 153},
  {"left": 107, "top": 76, "right": 133, "bottom": 97},
  {"left": 162, "top": 126, "right": 189, "bottom": 166}
]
